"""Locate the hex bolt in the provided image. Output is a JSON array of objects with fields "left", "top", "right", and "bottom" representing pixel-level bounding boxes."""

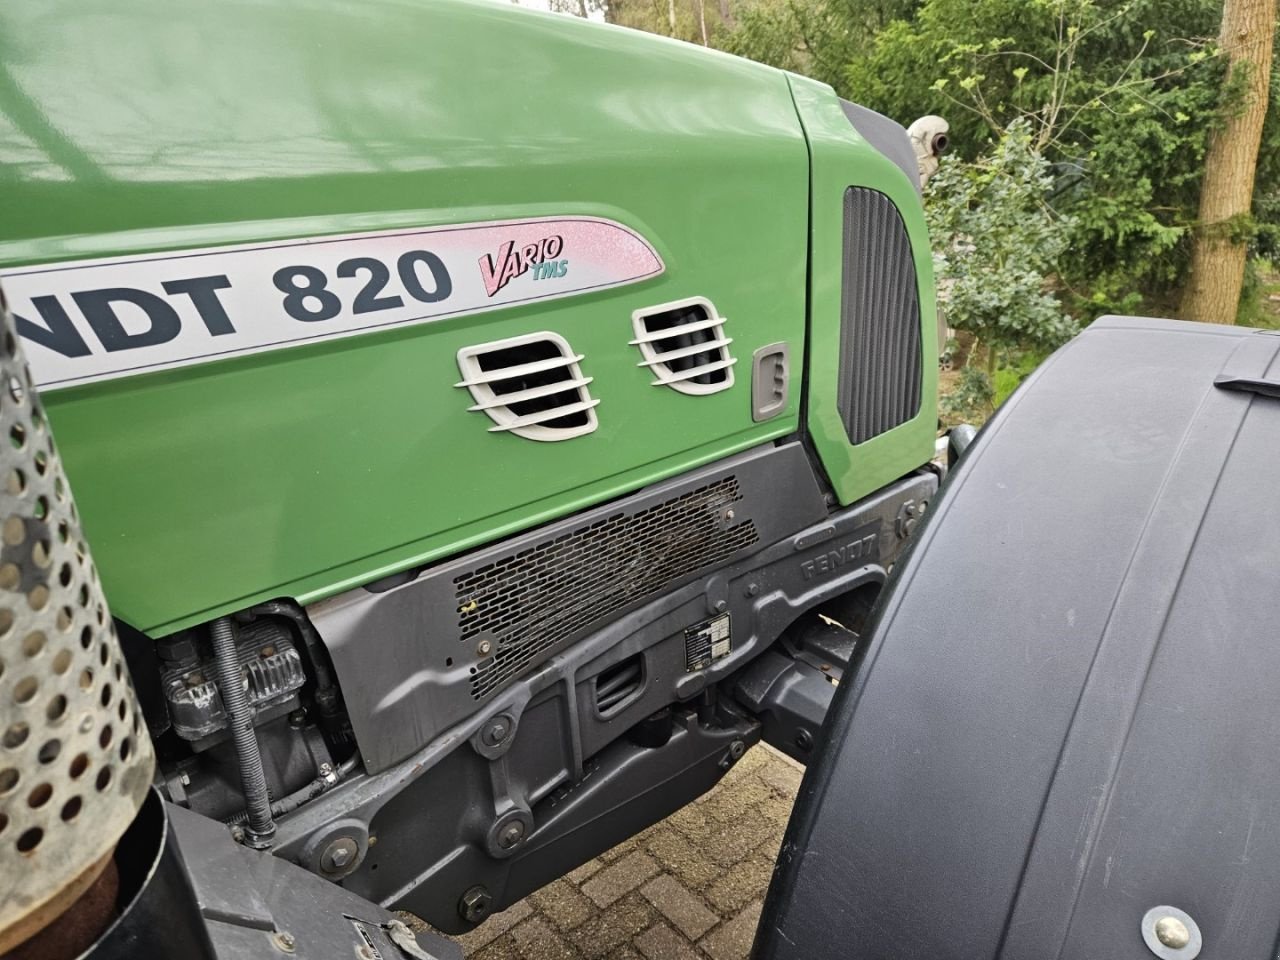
[
  {"left": 728, "top": 739, "right": 747, "bottom": 761},
  {"left": 746, "top": 583, "right": 760, "bottom": 597},
  {"left": 476, "top": 638, "right": 493, "bottom": 658},
  {"left": 724, "top": 509, "right": 736, "bottom": 521},
  {"left": 272, "top": 931, "right": 297, "bottom": 953},
  {"left": 319, "top": 837, "right": 359, "bottom": 874},
  {"left": 714, "top": 600, "right": 728, "bottom": 613},
  {"left": 459, "top": 885, "right": 493, "bottom": 923},
  {"left": 482, "top": 715, "right": 512, "bottom": 746},
  {"left": 497, "top": 820, "right": 526, "bottom": 849}
]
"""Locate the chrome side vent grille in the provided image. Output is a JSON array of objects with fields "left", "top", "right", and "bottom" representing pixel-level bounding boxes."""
[
  {"left": 631, "top": 297, "right": 735, "bottom": 395},
  {"left": 595, "top": 654, "right": 644, "bottom": 715},
  {"left": 456, "top": 332, "right": 599, "bottom": 441}
]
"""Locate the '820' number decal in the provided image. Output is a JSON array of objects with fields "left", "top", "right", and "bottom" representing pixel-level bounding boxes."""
[
  {"left": 0, "top": 217, "right": 665, "bottom": 391},
  {"left": 274, "top": 251, "right": 451, "bottom": 322}
]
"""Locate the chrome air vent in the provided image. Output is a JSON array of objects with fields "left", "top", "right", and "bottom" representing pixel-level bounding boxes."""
[
  {"left": 631, "top": 297, "right": 735, "bottom": 395},
  {"left": 456, "top": 332, "right": 599, "bottom": 441}
]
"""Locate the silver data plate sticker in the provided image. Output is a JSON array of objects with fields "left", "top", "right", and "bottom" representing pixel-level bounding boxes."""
[{"left": 685, "top": 613, "right": 731, "bottom": 672}]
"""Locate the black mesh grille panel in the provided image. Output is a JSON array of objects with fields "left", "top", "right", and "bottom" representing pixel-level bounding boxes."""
[
  {"left": 838, "top": 187, "right": 923, "bottom": 444},
  {"left": 457, "top": 477, "right": 759, "bottom": 700}
]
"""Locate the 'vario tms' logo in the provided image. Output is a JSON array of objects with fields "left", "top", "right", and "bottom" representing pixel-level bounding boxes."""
[{"left": 479, "top": 235, "right": 569, "bottom": 297}]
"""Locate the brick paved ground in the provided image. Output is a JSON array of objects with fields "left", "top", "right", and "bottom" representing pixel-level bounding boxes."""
[{"left": 407, "top": 744, "right": 804, "bottom": 960}]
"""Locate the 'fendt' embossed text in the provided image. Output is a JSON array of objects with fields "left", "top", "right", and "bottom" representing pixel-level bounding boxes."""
[{"left": 800, "top": 533, "right": 877, "bottom": 581}]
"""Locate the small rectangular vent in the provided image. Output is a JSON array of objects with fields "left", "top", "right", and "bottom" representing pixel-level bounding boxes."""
[
  {"left": 457, "top": 332, "right": 599, "bottom": 441},
  {"left": 839, "top": 188, "right": 923, "bottom": 444},
  {"left": 631, "top": 297, "right": 735, "bottom": 395},
  {"left": 458, "top": 476, "right": 759, "bottom": 701},
  {"left": 595, "top": 654, "right": 644, "bottom": 715}
]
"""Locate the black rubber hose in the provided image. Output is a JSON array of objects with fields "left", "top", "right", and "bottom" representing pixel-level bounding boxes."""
[{"left": 210, "top": 616, "right": 275, "bottom": 847}]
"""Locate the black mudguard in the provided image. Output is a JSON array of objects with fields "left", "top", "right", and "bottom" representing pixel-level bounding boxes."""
[{"left": 756, "top": 317, "right": 1280, "bottom": 959}]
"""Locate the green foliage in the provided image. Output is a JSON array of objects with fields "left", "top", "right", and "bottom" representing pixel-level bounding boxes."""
[
  {"left": 939, "top": 364, "right": 994, "bottom": 422},
  {"left": 927, "top": 121, "right": 1079, "bottom": 361},
  {"left": 845, "top": 0, "right": 1240, "bottom": 319}
]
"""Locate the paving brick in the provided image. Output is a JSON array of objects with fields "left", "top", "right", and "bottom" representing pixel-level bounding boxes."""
[
  {"left": 472, "top": 934, "right": 519, "bottom": 960},
  {"left": 606, "top": 947, "right": 644, "bottom": 960},
  {"left": 699, "top": 901, "right": 763, "bottom": 960},
  {"left": 600, "top": 836, "right": 640, "bottom": 863},
  {"left": 705, "top": 858, "right": 775, "bottom": 915},
  {"left": 703, "top": 812, "right": 779, "bottom": 868},
  {"left": 757, "top": 754, "right": 804, "bottom": 797},
  {"left": 640, "top": 875, "right": 718, "bottom": 940},
  {"left": 665, "top": 801, "right": 711, "bottom": 840},
  {"left": 531, "top": 878, "right": 597, "bottom": 931},
  {"left": 732, "top": 744, "right": 772, "bottom": 776},
  {"left": 509, "top": 916, "right": 582, "bottom": 960},
  {"left": 459, "top": 900, "right": 536, "bottom": 954},
  {"left": 582, "top": 851, "right": 661, "bottom": 908},
  {"left": 700, "top": 777, "right": 774, "bottom": 823},
  {"left": 636, "top": 923, "right": 700, "bottom": 960},
  {"left": 569, "top": 894, "right": 656, "bottom": 960},
  {"left": 644, "top": 828, "right": 723, "bottom": 890},
  {"left": 568, "top": 858, "right": 606, "bottom": 884}
]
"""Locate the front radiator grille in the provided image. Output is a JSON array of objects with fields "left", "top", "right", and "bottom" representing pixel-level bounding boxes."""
[
  {"left": 838, "top": 187, "right": 923, "bottom": 444},
  {"left": 457, "top": 476, "right": 759, "bottom": 700}
]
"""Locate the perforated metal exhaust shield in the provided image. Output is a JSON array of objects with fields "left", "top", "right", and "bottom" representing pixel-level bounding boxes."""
[{"left": 0, "top": 286, "right": 155, "bottom": 953}]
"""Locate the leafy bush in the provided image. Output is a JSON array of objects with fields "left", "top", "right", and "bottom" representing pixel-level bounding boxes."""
[{"left": 927, "top": 120, "right": 1079, "bottom": 374}]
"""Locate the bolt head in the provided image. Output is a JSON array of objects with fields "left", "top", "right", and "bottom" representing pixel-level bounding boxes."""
[
  {"left": 459, "top": 885, "right": 493, "bottom": 923},
  {"left": 272, "top": 931, "right": 297, "bottom": 953},
  {"left": 477, "top": 638, "right": 493, "bottom": 657},
  {"left": 1155, "top": 916, "right": 1190, "bottom": 949},
  {"left": 320, "top": 837, "right": 359, "bottom": 873},
  {"left": 497, "top": 820, "right": 526, "bottom": 848},
  {"left": 483, "top": 716, "right": 511, "bottom": 745}
]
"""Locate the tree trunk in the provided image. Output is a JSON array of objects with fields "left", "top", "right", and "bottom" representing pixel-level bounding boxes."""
[
  {"left": 696, "top": 0, "right": 708, "bottom": 44},
  {"left": 667, "top": 0, "right": 676, "bottom": 34},
  {"left": 1180, "top": 0, "right": 1275, "bottom": 325}
]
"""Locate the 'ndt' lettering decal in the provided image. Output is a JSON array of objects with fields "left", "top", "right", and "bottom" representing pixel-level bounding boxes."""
[{"left": 1, "top": 217, "right": 663, "bottom": 390}]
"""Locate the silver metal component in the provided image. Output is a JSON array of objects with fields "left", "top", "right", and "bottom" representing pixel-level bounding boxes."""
[
  {"left": 272, "top": 930, "right": 297, "bottom": 953},
  {"left": 481, "top": 714, "right": 513, "bottom": 747},
  {"left": 320, "top": 837, "right": 359, "bottom": 873},
  {"left": 0, "top": 287, "right": 155, "bottom": 954},
  {"left": 497, "top": 820, "right": 525, "bottom": 849},
  {"left": 725, "top": 509, "right": 736, "bottom": 521},
  {"left": 476, "top": 638, "right": 493, "bottom": 658},
  {"left": 299, "top": 817, "right": 368, "bottom": 881},
  {"left": 729, "top": 740, "right": 747, "bottom": 760},
  {"left": 1156, "top": 917, "right": 1190, "bottom": 948},
  {"left": 1142, "top": 905, "right": 1202, "bottom": 960}
]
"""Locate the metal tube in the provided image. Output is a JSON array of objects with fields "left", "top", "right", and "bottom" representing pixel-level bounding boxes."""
[
  {"left": 209, "top": 617, "right": 275, "bottom": 847},
  {"left": 225, "top": 753, "right": 361, "bottom": 826}
]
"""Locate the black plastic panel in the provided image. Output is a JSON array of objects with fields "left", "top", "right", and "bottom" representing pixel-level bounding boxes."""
[
  {"left": 838, "top": 188, "right": 922, "bottom": 444},
  {"left": 311, "top": 442, "right": 827, "bottom": 773}
]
